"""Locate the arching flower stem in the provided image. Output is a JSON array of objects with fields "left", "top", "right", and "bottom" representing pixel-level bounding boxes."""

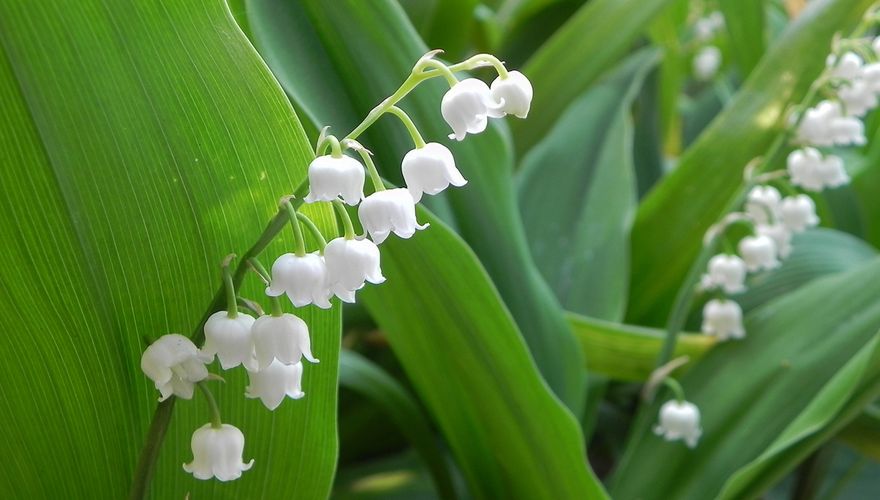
[
  {"left": 221, "top": 254, "right": 239, "bottom": 318},
  {"left": 296, "top": 213, "right": 328, "bottom": 253},
  {"left": 195, "top": 381, "right": 223, "bottom": 429},
  {"left": 332, "top": 200, "right": 357, "bottom": 240},
  {"left": 386, "top": 106, "right": 426, "bottom": 148}
]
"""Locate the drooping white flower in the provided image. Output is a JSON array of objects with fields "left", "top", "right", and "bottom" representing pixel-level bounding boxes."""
[
  {"left": 490, "top": 70, "right": 533, "bottom": 118},
  {"left": 694, "top": 11, "right": 724, "bottom": 41},
  {"left": 266, "top": 252, "right": 332, "bottom": 309},
  {"left": 827, "top": 51, "right": 863, "bottom": 81},
  {"left": 251, "top": 313, "right": 318, "bottom": 371},
  {"left": 693, "top": 46, "right": 722, "bottom": 81},
  {"left": 701, "top": 299, "right": 745, "bottom": 340},
  {"left": 324, "top": 237, "right": 385, "bottom": 302},
  {"left": 202, "top": 311, "right": 256, "bottom": 370},
  {"left": 183, "top": 423, "right": 254, "bottom": 481},
  {"left": 738, "top": 234, "right": 779, "bottom": 272},
  {"left": 654, "top": 400, "right": 702, "bottom": 448},
  {"left": 837, "top": 79, "right": 878, "bottom": 116},
  {"left": 441, "top": 78, "right": 504, "bottom": 141},
  {"left": 757, "top": 223, "right": 793, "bottom": 260},
  {"left": 863, "top": 63, "right": 880, "bottom": 92},
  {"left": 245, "top": 359, "right": 305, "bottom": 410},
  {"left": 796, "top": 100, "right": 865, "bottom": 147},
  {"left": 358, "top": 188, "right": 429, "bottom": 244},
  {"left": 787, "top": 149, "right": 848, "bottom": 191},
  {"left": 303, "top": 154, "right": 365, "bottom": 206},
  {"left": 141, "top": 334, "right": 212, "bottom": 402},
  {"left": 873, "top": 37, "right": 880, "bottom": 57},
  {"left": 780, "top": 195, "right": 819, "bottom": 233},
  {"left": 744, "top": 185, "right": 781, "bottom": 225},
  {"left": 701, "top": 254, "right": 747, "bottom": 294},
  {"left": 401, "top": 142, "right": 467, "bottom": 202}
]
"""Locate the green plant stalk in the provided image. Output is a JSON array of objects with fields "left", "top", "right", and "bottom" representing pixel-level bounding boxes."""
[
  {"left": 127, "top": 399, "right": 174, "bottom": 500},
  {"left": 352, "top": 147, "right": 386, "bottom": 193},
  {"left": 196, "top": 381, "right": 223, "bottom": 429},
  {"left": 386, "top": 105, "right": 426, "bottom": 148},
  {"left": 222, "top": 256, "right": 239, "bottom": 318},
  {"left": 296, "top": 212, "right": 328, "bottom": 251},
  {"left": 284, "top": 201, "right": 307, "bottom": 257},
  {"left": 332, "top": 200, "right": 356, "bottom": 239}
]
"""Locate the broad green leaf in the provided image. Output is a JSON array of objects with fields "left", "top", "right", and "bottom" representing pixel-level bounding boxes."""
[
  {"left": 0, "top": 1, "right": 339, "bottom": 498},
  {"left": 719, "top": 0, "right": 766, "bottom": 76},
  {"left": 627, "top": 0, "right": 874, "bottom": 325},
  {"left": 518, "top": 48, "right": 659, "bottom": 320},
  {"left": 339, "top": 350, "right": 456, "bottom": 500},
  {"left": 738, "top": 228, "right": 877, "bottom": 313},
  {"left": 716, "top": 332, "right": 880, "bottom": 499},
  {"left": 611, "top": 258, "right": 880, "bottom": 499},
  {"left": 567, "top": 313, "right": 716, "bottom": 382},
  {"left": 513, "top": 0, "right": 674, "bottom": 155},
  {"left": 360, "top": 209, "right": 608, "bottom": 500},
  {"left": 399, "top": 0, "right": 478, "bottom": 60},
  {"left": 245, "top": 0, "right": 587, "bottom": 412},
  {"left": 646, "top": 0, "right": 689, "bottom": 154}
]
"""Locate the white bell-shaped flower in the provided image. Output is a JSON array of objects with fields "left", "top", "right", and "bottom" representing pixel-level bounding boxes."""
[
  {"left": 701, "top": 299, "right": 745, "bottom": 340},
  {"left": 838, "top": 79, "right": 877, "bottom": 116},
  {"left": 827, "top": 51, "right": 863, "bottom": 81},
  {"left": 267, "top": 252, "right": 332, "bottom": 309},
  {"left": 654, "top": 400, "right": 702, "bottom": 448},
  {"left": 324, "top": 237, "right": 385, "bottom": 302},
  {"left": 744, "top": 185, "right": 781, "bottom": 225},
  {"left": 861, "top": 63, "right": 880, "bottom": 92},
  {"left": 441, "top": 78, "right": 504, "bottom": 141},
  {"left": 738, "top": 234, "right": 779, "bottom": 272},
  {"left": 402, "top": 142, "right": 467, "bottom": 202},
  {"left": 358, "top": 188, "right": 429, "bottom": 244},
  {"left": 251, "top": 313, "right": 318, "bottom": 371},
  {"left": 183, "top": 423, "right": 254, "bottom": 481},
  {"left": 141, "top": 334, "right": 212, "bottom": 402},
  {"left": 304, "top": 154, "right": 365, "bottom": 206},
  {"left": 757, "top": 223, "right": 793, "bottom": 260},
  {"left": 701, "top": 254, "right": 747, "bottom": 294},
  {"left": 693, "top": 46, "right": 722, "bottom": 81},
  {"left": 245, "top": 359, "right": 305, "bottom": 410},
  {"left": 816, "top": 154, "right": 850, "bottom": 188},
  {"left": 787, "top": 149, "right": 848, "bottom": 191},
  {"left": 202, "top": 311, "right": 256, "bottom": 370},
  {"left": 694, "top": 11, "right": 724, "bottom": 41},
  {"left": 787, "top": 148, "right": 827, "bottom": 191},
  {"left": 490, "top": 70, "right": 533, "bottom": 118},
  {"left": 796, "top": 100, "right": 865, "bottom": 147},
  {"left": 874, "top": 37, "right": 880, "bottom": 57},
  {"left": 780, "top": 195, "right": 819, "bottom": 233}
]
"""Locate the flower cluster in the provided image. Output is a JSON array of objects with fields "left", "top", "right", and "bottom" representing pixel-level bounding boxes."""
[
  {"left": 138, "top": 50, "right": 532, "bottom": 482},
  {"left": 655, "top": 21, "right": 880, "bottom": 451},
  {"left": 692, "top": 11, "right": 724, "bottom": 81},
  {"left": 695, "top": 33, "right": 878, "bottom": 342}
]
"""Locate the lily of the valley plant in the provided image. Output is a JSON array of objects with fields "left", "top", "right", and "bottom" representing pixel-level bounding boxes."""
[{"left": 139, "top": 50, "right": 533, "bottom": 481}]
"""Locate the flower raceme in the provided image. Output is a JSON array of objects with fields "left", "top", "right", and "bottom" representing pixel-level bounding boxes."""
[
  {"left": 358, "top": 188, "right": 429, "bottom": 244},
  {"left": 654, "top": 400, "right": 702, "bottom": 448},
  {"left": 140, "top": 50, "right": 533, "bottom": 482},
  {"left": 141, "top": 334, "right": 212, "bottom": 402},
  {"left": 183, "top": 423, "right": 254, "bottom": 481},
  {"left": 402, "top": 142, "right": 467, "bottom": 202},
  {"left": 267, "top": 252, "right": 332, "bottom": 309}
]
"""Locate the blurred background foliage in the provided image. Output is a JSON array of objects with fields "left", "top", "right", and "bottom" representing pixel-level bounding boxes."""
[{"left": 1, "top": 0, "right": 880, "bottom": 498}]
